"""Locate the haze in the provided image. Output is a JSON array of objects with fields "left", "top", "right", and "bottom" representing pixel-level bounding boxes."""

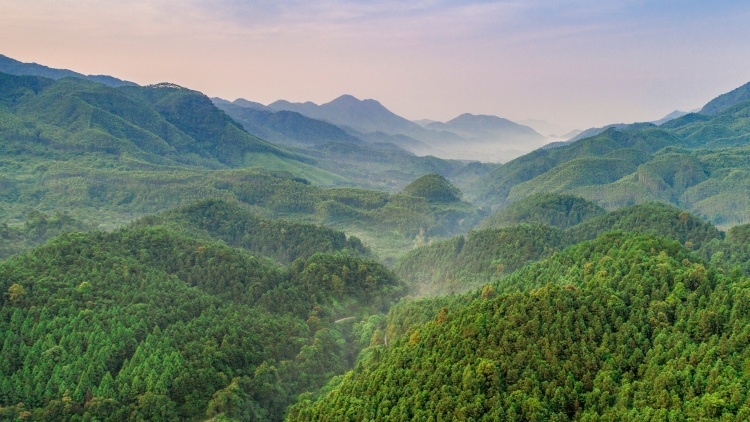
[{"left": 3, "top": 0, "right": 750, "bottom": 130}]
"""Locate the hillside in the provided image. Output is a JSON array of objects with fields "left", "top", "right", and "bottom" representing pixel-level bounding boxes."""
[
  {"left": 267, "top": 95, "right": 444, "bottom": 142},
  {"left": 217, "top": 97, "right": 498, "bottom": 194},
  {"left": 476, "top": 96, "right": 750, "bottom": 226},
  {"left": 0, "top": 54, "right": 135, "bottom": 87},
  {"left": 0, "top": 72, "right": 360, "bottom": 239},
  {"left": 4, "top": 55, "right": 750, "bottom": 422},
  {"left": 394, "top": 200, "right": 724, "bottom": 297},
  {"left": 0, "top": 71, "right": 309, "bottom": 168},
  {"left": 479, "top": 193, "right": 605, "bottom": 230},
  {"left": 400, "top": 174, "right": 462, "bottom": 203},
  {"left": 215, "top": 101, "right": 363, "bottom": 147},
  {"left": 395, "top": 224, "right": 569, "bottom": 296},
  {"left": 700, "top": 81, "right": 750, "bottom": 115},
  {"left": 0, "top": 209, "right": 405, "bottom": 421},
  {"left": 289, "top": 232, "right": 750, "bottom": 420}
]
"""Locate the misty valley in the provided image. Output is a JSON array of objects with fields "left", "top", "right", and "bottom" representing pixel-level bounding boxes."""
[{"left": 2, "top": 54, "right": 750, "bottom": 421}]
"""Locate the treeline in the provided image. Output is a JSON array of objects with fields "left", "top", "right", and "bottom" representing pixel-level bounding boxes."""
[
  {"left": 396, "top": 197, "right": 732, "bottom": 296},
  {"left": 289, "top": 232, "right": 750, "bottom": 420},
  {"left": 134, "top": 199, "right": 369, "bottom": 264},
  {"left": 1, "top": 160, "right": 481, "bottom": 261},
  {"left": 0, "top": 210, "right": 94, "bottom": 259},
  {"left": 0, "top": 216, "right": 405, "bottom": 420}
]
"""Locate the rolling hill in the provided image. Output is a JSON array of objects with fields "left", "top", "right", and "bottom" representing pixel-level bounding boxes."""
[
  {"left": 290, "top": 231, "right": 750, "bottom": 420},
  {"left": 475, "top": 86, "right": 750, "bottom": 226}
]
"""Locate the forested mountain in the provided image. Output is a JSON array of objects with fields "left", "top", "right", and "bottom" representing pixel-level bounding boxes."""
[
  {"left": 290, "top": 232, "right": 750, "bottom": 420},
  {"left": 0, "top": 69, "right": 489, "bottom": 260},
  {"left": 215, "top": 101, "right": 364, "bottom": 147},
  {"left": 0, "top": 54, "right": 135, "bottom": 87},
  {"left": 267, "top": 95, "right": 451, "bottom": 143},
  {"left": 132, "top": 199, "right": 370, "bottom": 264},
  {"left": 4, "top": 54, "right": 750, "bottom": 421},
  {"left": 216, "top": 97, "right": 498, "bottom": 193},
  {"left": 700, "top": 81, "right": 750, "bottom": 115},
  {"left": 476, "top": 89, "right": 750, "bottom": 225},
  {"left": 395, "top": 224, "right": 569, "bottom": 296},
  {"left": 0, "top": 208, "right": 405, "bottom": 421},
  {"left": 479, "top": 193, "right": 605, "bottom": 230},
  {"left": 264, "top": 94, "right": 544, "bottom": 162},
  {"left": 394, "top": 199, "right": 727, "bottom": 297}
]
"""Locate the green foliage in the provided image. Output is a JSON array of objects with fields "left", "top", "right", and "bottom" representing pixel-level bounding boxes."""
[
  {"left": 290, "top": 232, "right": 750, "bottom": 420},
  {"left": 134, "top": 199, "right": 369, "bottom": 264},
  {"left": 476, "top": 109, "right": 750, "bottom": 226},
  {"left": 480, "top": 193, "right": 605, "bottom": 230},
  {"left": 0, "top": 212, "right": 406, "bottom": 421},
  {"left": 395, "top": 224, "right": 569, "bottom": 296},
  {"left": 0, "top": 210, "right": 94, "bottom": 259},
  {"left": 400, "top": 173, "right": 462, "bottom": 203},
  {"left": 699, "top": 82, "right": 750, "bottom": 115},
  {"left": 567, "top": 202, "right": 722, "bottom": 248}
]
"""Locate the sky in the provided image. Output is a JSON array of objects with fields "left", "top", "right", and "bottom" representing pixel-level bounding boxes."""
[{"left": 2, "top": 0, "right": 750, "bottom": 130}]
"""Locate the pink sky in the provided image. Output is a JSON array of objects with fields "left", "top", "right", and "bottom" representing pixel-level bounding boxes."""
[{"left": 3, "top": 1, "right": 750, "bottom": 130}]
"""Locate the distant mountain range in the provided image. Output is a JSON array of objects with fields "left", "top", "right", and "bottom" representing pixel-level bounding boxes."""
[{"left": 219, "top": 94, "right": 547, "bottom": 162}]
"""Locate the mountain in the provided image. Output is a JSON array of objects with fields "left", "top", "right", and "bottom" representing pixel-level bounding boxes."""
[
  {"left": 517, "top": 118, "right": 574, "bottom": 137},
  {"left": 561, "top": 128, "right": 583, "bottom": 139},
  {"left": 267, "top": 95, "right": 473, "bottom": 156},
  {"left": 0, "top": 71, "right": 350, "bottom": 229},
  {"left": 214, "top": 95, "right": 497, "bottom": 197},
  {"left": 567, "top": 201, "right": 722, "bottom": 247},
  {"left": 395, "top": 224, "right": 569, "bottom": 296},
  {"left": 0, "top": 53, "right": 135, "bottom": 87},
  {"left": 564, "top": 123, "right": 632, "bottom": 144},
  {"left": 551, "top": 109, "right": 690, "bottom": 148},
  {"left": 0, "top": 72, "right": 298, "bottom": 167},
  {"left": 268, "top": 94, "right": 425, "bottom": 137},
  {"left": 0, "top": 204, "right": 405, "bottom": 421},
  {"left": 215, "top": 101, "right": 363, "bottom": 147},
  {"left": 475, "top": 88, "right": 750, "bottom": 226},
  {"left": 232, "top": 97, "right": 267, "bottom": 110},
  {"left": 428, "top": 113, "right": 543, "bottom": 142},
  {"left": 400, "top": 174, "right": 462, "bottom": 203},
  {"left": 396, "top": 200, "right": 718, "bottom": 297},
  {"left": 652, "top": 110, "right": 689, "bottom": 126},
  {"left": 289, "top": 231, "right": 750, "bottom": 420},
  {"left": 700, "top": 80, "right": 750, "bottom": 115},
  {"left": 420, "top": 114, "right": 546, "bottom": 162},
  {"left": 267, "top": 95, "right": 553, "bottom": 162},
  {"left": 479, "top": 193, "right": 606, "bottom": 230}
]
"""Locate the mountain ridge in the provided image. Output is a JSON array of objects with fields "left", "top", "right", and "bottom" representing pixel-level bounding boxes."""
[{"left": 0, "top": 53, "right": 136, "bottom": 87}]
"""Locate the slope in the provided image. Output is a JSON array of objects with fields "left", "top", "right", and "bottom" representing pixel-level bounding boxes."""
[
  {"left": 0, "top": 71, "right": 348, "bottom": 228},
  {"left": 0, "top": 210, "right": 405, "bottom": 421},
  {"left": 479, "top": 193, "right": 605, "bottom": 230},
  {"left": 476, "top": 94, "right": 750, "bottom": 226},
  {"left": 393, "top": 200, "right": 724, "bottom": 298},
  {"left": 0, "top": 53, "right": 135, "bottom": 87},
  {"left": 289, "top": 232, "right": 750, "bottom": 420}
]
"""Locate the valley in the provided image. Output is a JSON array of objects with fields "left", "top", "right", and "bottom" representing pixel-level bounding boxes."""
[{"left": 2, "top": 53, "right": 750, "bottom": 421}]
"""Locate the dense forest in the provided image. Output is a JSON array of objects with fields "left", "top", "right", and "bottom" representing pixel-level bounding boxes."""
[
  {"left": 0, "top": 212, "right": 404, "bottom": 420},
  {"left": 3, "top": 59, "right": 750, "bottom": 420},
  {"left": 290, "top": 232, "right": 750, "bottom": 421}
]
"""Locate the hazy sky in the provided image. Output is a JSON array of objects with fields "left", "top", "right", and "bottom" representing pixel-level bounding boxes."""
[{"left": 3, "top": 0, "right": 750, "bottom": 129}]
